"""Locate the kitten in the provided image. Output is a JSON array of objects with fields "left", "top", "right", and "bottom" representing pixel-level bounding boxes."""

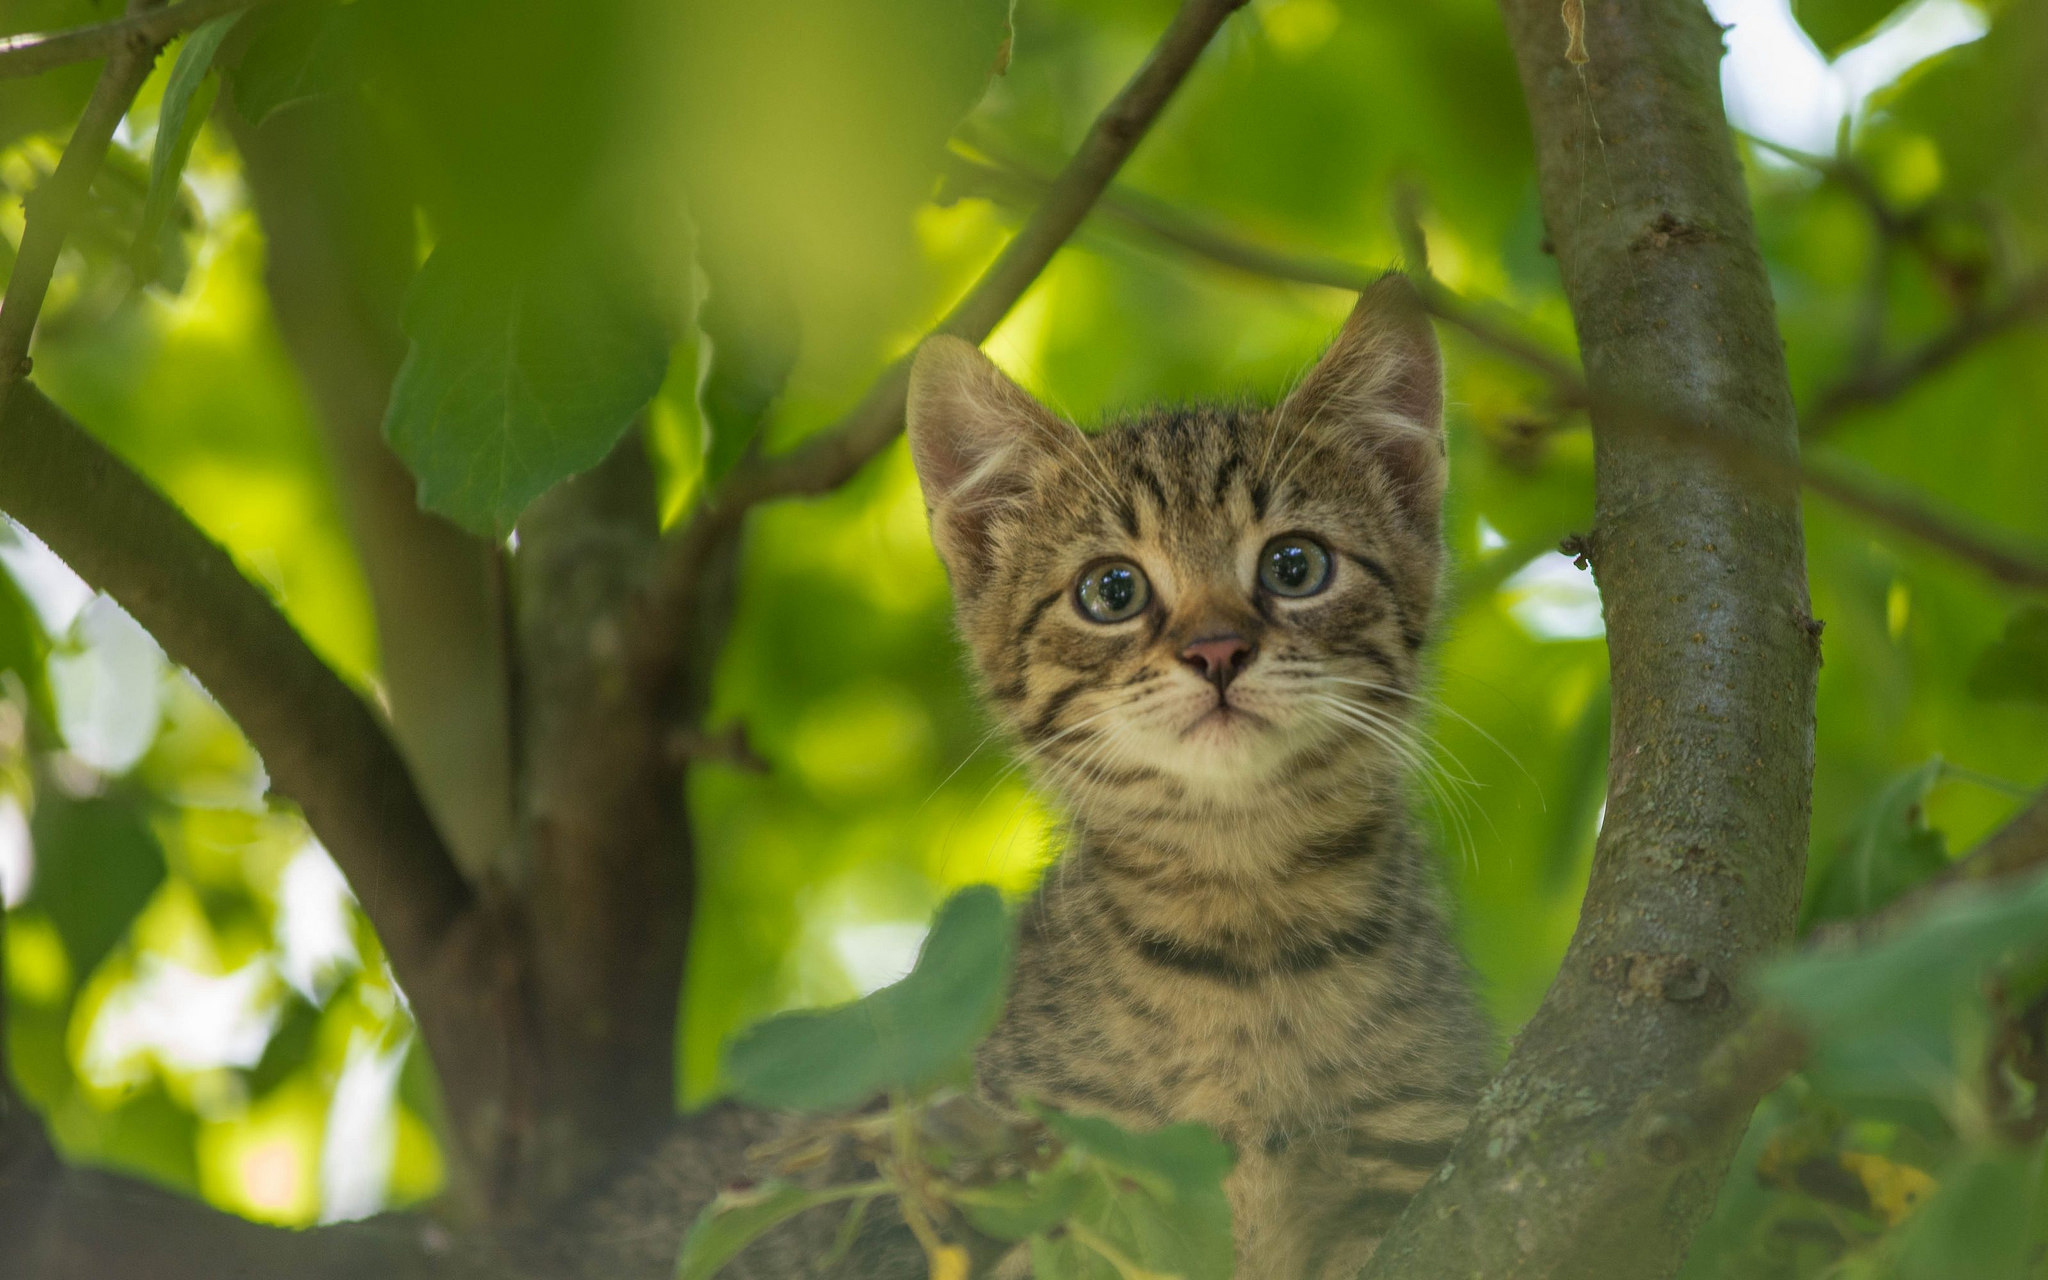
[{"left": 904, "top": 275, "right": 1492, "bottom": 1280}]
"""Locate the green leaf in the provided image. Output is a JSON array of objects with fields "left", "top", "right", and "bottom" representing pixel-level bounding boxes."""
[
  {"left": 26, "top": 794, "right": 168, "bottom": 980},
  {"left": 0, "top": 559, "right": 56, "bottom": 731},
  {"left": 723, "top": 885, "right": 1013, "bottom": 1112},
  {"left": 959, "top": 1166, "right": 1092, "bottom": 1240},
  {"left": 229, "top": 0, "right": 364, "bottom": 126},
  {"left": 673, "top": 1179, "right": 848, "bottom": 1280},
  {"left": 136, "top": 13, "right": 243, "bottom": 264},
  {"left": 382, "top": 234, "right": 673, "bottom": 535},
  {"left": 1032, "top": 1106, "right": 1237, "bottom": 1280},
  {"left": 1803, "top": 757, "right": 1950, "bottom": 928},
  {"left": 1969, "top": 604, "right": 2048, "bottom": 705},
  {"left": 242, "top": 991, "right": 324, "bottom": 1100},
  {"left": 1793, "top": 0, "right": 1909, "bottom": 56},
  {"left": 694, "top": 223, "right": 800, "bottom": 487},
  {"left": 1890, "top": 1150, "right": 2045, "bottom": 1280},
  {"left": 1763, "top": 870, "right": 2048, "bottom": 1099}
]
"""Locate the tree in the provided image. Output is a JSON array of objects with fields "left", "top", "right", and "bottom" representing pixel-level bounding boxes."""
[{"left": 1, "top": 0, "right": 2045, "bottom": 1277}]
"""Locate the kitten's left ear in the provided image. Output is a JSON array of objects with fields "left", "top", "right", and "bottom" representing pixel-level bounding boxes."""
[
  {"left": 1280, "top": 273, "right": 1446, "bottom": 530},
  {"left": 906, "top": 336, "right": 1070, "bottom": 592}
]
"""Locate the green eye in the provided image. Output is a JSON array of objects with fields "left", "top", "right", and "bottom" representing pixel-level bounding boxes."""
[
  {"left": 1259, "top": 536, "right": 1332, "bottom": 597},
  {"left": 1075, "top": 560, "right": 1151, "bottom": 623}
]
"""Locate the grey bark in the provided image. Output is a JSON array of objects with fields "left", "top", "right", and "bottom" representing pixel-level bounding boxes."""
[{"left": 1359, "top": 3, "right": 1818, "bottom": 1278}]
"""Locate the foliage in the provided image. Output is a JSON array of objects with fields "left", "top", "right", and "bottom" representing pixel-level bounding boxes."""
[
  {"left": 681, "top": 887, "right": 1234, "bottom": 1278},
  {"left": 0, "top": 0, "right": 2044, "bottom": 1270}
]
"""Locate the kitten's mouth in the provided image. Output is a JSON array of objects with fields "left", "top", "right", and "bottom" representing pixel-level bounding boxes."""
[{"left": 1180, "top": 699, "right": 1270, "bottom": 737}]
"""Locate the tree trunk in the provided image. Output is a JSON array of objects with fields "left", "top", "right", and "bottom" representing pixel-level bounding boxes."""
[{"left": 1360, "top": 2, "right": 1818, "bottom": 1277}]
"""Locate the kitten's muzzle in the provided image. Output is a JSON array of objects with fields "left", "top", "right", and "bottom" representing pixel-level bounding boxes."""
[{"left": 1180, "top": 634, "right": 1256, "bottom": 693}]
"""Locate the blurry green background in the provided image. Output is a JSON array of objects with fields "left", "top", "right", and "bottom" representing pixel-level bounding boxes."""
[{"left": 2, "top": 0, "right": 2045, "bottom": 1270}]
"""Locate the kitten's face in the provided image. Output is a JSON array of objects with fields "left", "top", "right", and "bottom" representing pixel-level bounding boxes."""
[{"left": 908, "top": 278, "right": 1446, "bottom": 837}]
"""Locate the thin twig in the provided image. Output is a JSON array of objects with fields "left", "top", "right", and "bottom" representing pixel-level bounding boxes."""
[
  {"left": 0, "top": 0, "right": 265, "bottom": 80},
  {"left": 945, "top": 158, "right": 2048, "bottom": 593},
  {"left": 944, "top": 148, "right": 1590, "bottom": 395},
  {"left": 1803, "top": 272, "right": 2048, "bottom": 439},
  {"left": 0, "top": 0, "right": 166, "bottom": 422},
  {"left": 633, "top": 0, "right": 1250, "bottom": 692},
  {"left": 0, "top": 383, "right": 473, "bottom": 990}
]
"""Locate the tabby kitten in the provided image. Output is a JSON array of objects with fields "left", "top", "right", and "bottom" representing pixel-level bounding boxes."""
[{"left": 904, "top": 275, "right": 1491, "bottom": 1280}]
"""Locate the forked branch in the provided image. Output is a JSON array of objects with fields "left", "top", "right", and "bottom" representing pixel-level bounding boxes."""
[
  {"left": 0, "top": 385, "right": 472, "bottom": 992},
  {"left": 634, "top": 0, "right": 1252, "bottom": 693}
]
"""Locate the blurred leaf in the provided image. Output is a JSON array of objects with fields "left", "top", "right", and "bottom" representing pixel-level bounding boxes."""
[
  {"left": 1890, "top": 1150, "right": 2043, "bottom": 1280},
  {"left": 0, "top": 563, "right": 57, "bottom": 730},
  {"left": 1969, "top": 605, "right": 2048, "bottom": 705},
  {"left": 1885, "top": 0, "right": 2048, "bottom": 214},
  {"left": 1029, "top": 1105, "right": 1236, "bottom": 1280},
  {"left": 1804, "top": 757, "right": 1950, "bottom": 929},
  {"left": 723, "top": 885, "right": 1013, "bottom": 1111},
  {"left": 25, "top": 794, "right": 167, "bottom": 982},
  {"left": 136, "top": 14, "right": 243, "bottom": 267},
  {"left": 959, "top": 1165, "right": 1092, "bottom": 1240},
  {"left": 1763, "top": 870, "right": 2048, "bottom": 1098},
  {"left": 1793, "top": 0, "right": 1908, "bottom": 56},
  {"left": 673, "top": 1178, "right": 851, "bottom": 1280},
  {"left": 695, "top": 224, "right": 800, "bottom": 486},
  {"left": 228, "top": 0, "right": 364, "bottom": 126},
  {"left": 242, "top": 990, "right": 323, "bottom": 1100},
  {"left": 382, "top": 233, "right": 673, "bottom": 535}
]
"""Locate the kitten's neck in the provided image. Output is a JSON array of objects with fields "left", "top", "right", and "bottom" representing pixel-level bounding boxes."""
[
  {"left": 1052, "top": 801, "right": 1420, "bottom": 950},
  {"left": 1055, "top": 751, "right": 1407, "bottom": 885}
]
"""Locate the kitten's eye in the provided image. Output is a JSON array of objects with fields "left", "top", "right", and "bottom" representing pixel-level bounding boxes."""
[
  {"left": 1075, "top": 560, "right": 1151, "bottom": 623},
  {"left": 1259, "top": 536, "right": 1332, "bottom": 597}
]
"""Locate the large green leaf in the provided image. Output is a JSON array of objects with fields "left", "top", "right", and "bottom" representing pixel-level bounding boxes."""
[
  {"left": 694, "top": 222, "right": 800, "bottom": 487},
  {"left": 25, "top": 794, "right": 168, "bottom": 981},
  {"left": 1802, "top": 757, "right": 1950, "bottom": 929},
  {"left": 1762, "top": 870, "right": 2048, "bottom": 1098},
  {"left": 227, "top": 0, "right": 365, "bottom": 126},
  {"left": 723, "top": 885, "right": 1014, "bottom": 1111},
  {"left": 382, "top": 234, "right": 673, "bottom": 535}
]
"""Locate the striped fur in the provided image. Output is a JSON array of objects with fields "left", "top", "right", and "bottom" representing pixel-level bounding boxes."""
[{"left": 907, "top": 277, "right": 1491, "bottom": 1279}]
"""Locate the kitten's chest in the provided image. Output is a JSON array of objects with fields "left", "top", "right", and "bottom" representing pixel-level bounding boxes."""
[{"left": 989, "top": 936, "right": 1387, "bottom": 1142}]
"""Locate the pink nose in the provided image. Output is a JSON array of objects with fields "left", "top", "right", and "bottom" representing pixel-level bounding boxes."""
[{"left": 1180, "top": 635, "right": 1255, "bottom": 691}]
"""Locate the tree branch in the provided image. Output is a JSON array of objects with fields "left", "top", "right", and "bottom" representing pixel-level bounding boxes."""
[
  {"left": 943, "top": 153, "right": 2048, "bottom": 594},
  {"left": 1803, "top": 272, "right": 2048, "bottom": 439},
  {"left": 0, "top": 0, "right": 164, "bottom": 422},
  {"left": 0, "top": 384, "right": 472, "bottom": 992},
  {"left": 0, "top": 0, "right": 266, "bottom": 80},
  {"left": 633, "top": 0, "right": 1250, "bottom": 695},
  {"left": 1361, "top": 2, "right": 1821, "bottom": 1276}
]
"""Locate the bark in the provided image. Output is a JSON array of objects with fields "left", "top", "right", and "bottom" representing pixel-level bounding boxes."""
[{"left": 1360, "top": 4, "right": 1818, "bottom": 1278}]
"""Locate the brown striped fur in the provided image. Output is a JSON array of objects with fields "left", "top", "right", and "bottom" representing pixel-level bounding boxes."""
[{"left": 906, "top": 276, "right": 1491, "bottom": 1279}]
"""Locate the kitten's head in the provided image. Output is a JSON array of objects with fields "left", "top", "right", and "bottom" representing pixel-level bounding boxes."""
[{"left": 907, "top": 277, "right": 1445, "bottom": 850}]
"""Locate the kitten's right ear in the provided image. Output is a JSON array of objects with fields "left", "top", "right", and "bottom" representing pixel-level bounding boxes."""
[{"left": 906, "top": 337, "right": 1065, "bottom": 592}]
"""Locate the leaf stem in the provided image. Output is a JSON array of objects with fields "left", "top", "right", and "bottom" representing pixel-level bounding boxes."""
[{"left": 1064, "top": 1220, "right": 1178, "bottom": 1280}]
